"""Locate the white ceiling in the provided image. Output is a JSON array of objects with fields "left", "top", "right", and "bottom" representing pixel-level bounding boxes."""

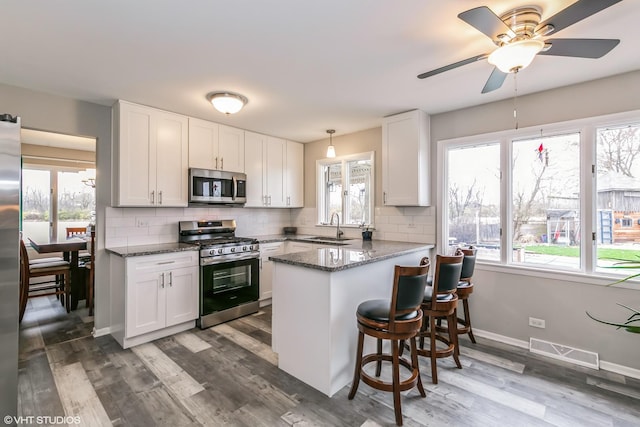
[{"left": 2, "top": 1, "right": 639, "bottom": 143}]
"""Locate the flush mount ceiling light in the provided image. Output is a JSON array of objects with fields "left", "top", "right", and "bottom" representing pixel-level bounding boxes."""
[
  {"left": 206, "top": 91, "right": 248, "bottom": 115},
  {"left": 326, "top": 129, "right": 336, "bottom": 158},
  {"left": 488, "top": 39, "right": 545, "bottom": 73}
]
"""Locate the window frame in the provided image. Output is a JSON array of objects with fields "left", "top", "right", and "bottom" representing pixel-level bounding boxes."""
[
  {"left": 437, "top": 109, "right": 640, "bottom": 283},
  {"left": 316, "top": 151, "right": 375, "bottom": 228}
]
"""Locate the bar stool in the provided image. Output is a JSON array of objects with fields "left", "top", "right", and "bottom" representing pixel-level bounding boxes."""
[
  {"left": 455, "top": 247, "right": 477, "bottom": 342},
  {"left": 348, "top": 262, "right": 430, "bottom": 426},
  {"left": 417, "top": 254, "right": 463, "bottom": 384}
]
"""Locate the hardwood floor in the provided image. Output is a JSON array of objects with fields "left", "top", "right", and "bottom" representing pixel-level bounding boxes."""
[{"left": 18, "top": 296, "right": 640, "bottom": 426}]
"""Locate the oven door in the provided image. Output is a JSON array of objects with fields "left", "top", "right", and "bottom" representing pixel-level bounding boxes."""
[{"left": 200, "top": 255, "right": 259, "bottom": 315}]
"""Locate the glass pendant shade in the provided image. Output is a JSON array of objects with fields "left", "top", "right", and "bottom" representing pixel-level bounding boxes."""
[
  {"left": 326, "top": 129, "right": 336, "bottom": 158},
  {"left": 207, "top": 92, "right": 248, "bottom": 114},
  {"left": 488, "top": 39, "right": 545, "bottom": 73}
]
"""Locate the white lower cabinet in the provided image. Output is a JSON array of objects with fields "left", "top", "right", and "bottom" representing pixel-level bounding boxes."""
[
  {"left": 111, "top": 250, "right": 199, "bottom": 348},
  {"left": 259, "top": 242, "right": 284, "bottom": 303}
]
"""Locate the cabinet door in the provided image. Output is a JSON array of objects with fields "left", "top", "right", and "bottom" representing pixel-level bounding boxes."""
[
  {"left": 155, "top": 110, "right": 189, "bottom": 207},
  {"left": 286, "top": 141, "right": 304, "bottom": 207},
  {"left": 126, "top": 270, "right": 164, "bottom": 338},
  {"left": 218, "top": 125, "right": 245, "bottom": 173},
  {"left": 244, "top": 131, "right": 267, "bottom": 207},
  {"left": 165, "top": 266, "right": 199, "bottom": 327},
  {"left": 382, "top": 110, "right": 430, "bottom": 206},
  {"left": 188, "top": 118, "right": 218, "bottom": 170},
  {"left": 260, "top": 243, "right": 284, "bottom": 300},
  {"left": 266, "top": 136, "right": 286, "bottom": 207},
  {"left": 116, "top": 102, "right": 155, "bottom": 206}
]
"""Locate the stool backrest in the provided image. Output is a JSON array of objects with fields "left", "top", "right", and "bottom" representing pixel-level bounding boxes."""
[
  {"left": 428, "top": 254, "right": 464, "bottom": 304},
  {"left": 456, "top": 246, "right": 477, "bottom": 282},
  {"left": 389, "top": 262, "right": 430, "bottom": 332}
]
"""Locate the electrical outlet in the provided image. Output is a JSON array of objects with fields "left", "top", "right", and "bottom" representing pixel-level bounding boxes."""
[
  {"left": 529, "top": 317, "right": 546, "bottom": 329},
  {"left": 136, "top": 218, "right": 149, "bottom": 228}
]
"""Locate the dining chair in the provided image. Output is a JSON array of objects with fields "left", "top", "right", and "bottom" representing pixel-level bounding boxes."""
[
  {"left": 66, "top": 227, "right": 87, "bottom": 238},
  {"left": 83, "top": 229, "right": 96, "bottom": 316},
  {"left": 19, "top": 239, "right": 71, "bottom": 322},
  {"left": 348, "top": 261, "right": 430, "bottom": 426}
]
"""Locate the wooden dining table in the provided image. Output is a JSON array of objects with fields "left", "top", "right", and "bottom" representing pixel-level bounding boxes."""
[{"left": 28, "top": 236, "right": 87, "bottom": 310}]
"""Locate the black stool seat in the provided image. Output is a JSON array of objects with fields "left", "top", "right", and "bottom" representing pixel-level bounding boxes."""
[{"left": 357, "top": 299, "right": 419, "bottom": 322}]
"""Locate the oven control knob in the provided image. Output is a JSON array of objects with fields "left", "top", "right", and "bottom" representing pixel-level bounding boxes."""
[
  {"left": 217, "top": 248, "right": 223, "bottom": 254},
  {"left": 242, "top": 246, "right": 247, "bottom": 251},
  {"left": 231, "top": 247, "right": 236, "bottom": 252}
]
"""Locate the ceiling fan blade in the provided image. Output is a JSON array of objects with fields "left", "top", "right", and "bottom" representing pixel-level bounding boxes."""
[
  {"left": 538, "top": 38, "right": 620, "bottom": 58},
  {"left": 458, "top": 6, "right": 515, "bottom": 40},
  {"left": 535, "top": 0, "right": 623, "bottom": 36},
  {"left": 417, "top": 54, "right": 489, "bottom": 79},
  {"left": 481, "top": 67, "right": 508, "bottom": 94}
]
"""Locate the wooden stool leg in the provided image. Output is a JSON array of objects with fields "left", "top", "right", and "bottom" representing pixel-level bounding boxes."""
[
  {"left": 449, "top": 312, "right": 462, "bottom": 369},
  {"left": 348, "top": 330, "right": 365, "bottom": 400},
  {"left": 410, "top": 336, "right": 426, "bottom": 397},
  {"left": 391, "top": 339, "right": 403, "bottom": 426},
  {"left": 463, "top": 298, "right": 475, "bottom": 343},
  {"left": 375, "top": 338, "right": 383, "bottom": 377},
  {"left": 430, "top": 315, "right": 438, "bottom": 384}
]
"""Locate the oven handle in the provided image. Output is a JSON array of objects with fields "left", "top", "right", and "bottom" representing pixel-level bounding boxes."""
[{"left": 201, "top": 253, "right": 259, "bottom": 265}]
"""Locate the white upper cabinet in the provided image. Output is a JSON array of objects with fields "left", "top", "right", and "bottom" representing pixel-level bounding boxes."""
[
  {"left": 285, "top": 140, "right": 304, "bottom": 207},
  {"left": 244, "top": 132, "right": 303, "bottom": 208},
  {"left": 188, "top": 118, "right": 245, "bottom": 173},
  {"left": 382, "top": 110, "right": 430, "bottom": 206},
  {"left": 114, "top": 100, "right": 188, "bottom": 207}
]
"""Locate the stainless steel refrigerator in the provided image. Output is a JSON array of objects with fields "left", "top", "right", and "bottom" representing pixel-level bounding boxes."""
[{"left": 0, "top": 113, "right": 20, "bottom": 420}]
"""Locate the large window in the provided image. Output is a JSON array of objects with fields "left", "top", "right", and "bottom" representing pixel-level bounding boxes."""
[
  {"left": 317, "top": 152, "right": 374, "bottom": 227},
  {"left": 21, "top": 166, "right": 95, "bottom": 241},
  {"left": 441, "top": 111, "right": 640, "bottom": 277}
]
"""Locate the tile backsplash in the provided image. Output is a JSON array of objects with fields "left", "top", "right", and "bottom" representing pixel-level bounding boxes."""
[
  {"left": 104, "top": 206, "right": 292, "bottom": 248},
  {"left": 105, "top": 205, "right": 436, "bottom": 248}
]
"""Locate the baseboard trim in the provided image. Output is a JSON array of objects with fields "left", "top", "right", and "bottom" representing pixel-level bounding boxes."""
[
  {"left": 600, "top": 360, "right": 640, "bottom": 380},
  {"left": 473, "top": 329, "right": 640, "bottom": 380},
  {"left": 92, "top": 326, "right": 112, "bottom": 338},
  {"left": 474, "top": 329, "right": 529, "bottom": 349}
]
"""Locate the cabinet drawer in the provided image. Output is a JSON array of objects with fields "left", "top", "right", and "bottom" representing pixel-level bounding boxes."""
[{"left": 128, "top": 251, "right": 198, "bottom": 272}]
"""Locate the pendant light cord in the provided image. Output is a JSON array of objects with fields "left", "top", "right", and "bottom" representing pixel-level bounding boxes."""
[{"left": 513, "top": 70, "right": 519, "bottom": 130}]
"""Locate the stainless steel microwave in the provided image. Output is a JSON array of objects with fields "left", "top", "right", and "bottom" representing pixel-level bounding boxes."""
[{"left": 189, "top": 168, "right": 247, "bottom": 205}]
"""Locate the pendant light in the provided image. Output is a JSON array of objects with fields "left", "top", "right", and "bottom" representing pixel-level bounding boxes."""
[{"left": 326, "top": 129, "right": 336, "bottom": 158}]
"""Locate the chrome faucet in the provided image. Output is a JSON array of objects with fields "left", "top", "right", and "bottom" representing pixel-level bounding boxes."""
[{"left": 330, "top": 212, "right": 344, "bottom": 239}]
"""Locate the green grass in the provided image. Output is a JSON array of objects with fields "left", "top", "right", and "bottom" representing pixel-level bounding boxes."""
[{"left": 524, "top": 245, "right": 640, "bottom": 262}]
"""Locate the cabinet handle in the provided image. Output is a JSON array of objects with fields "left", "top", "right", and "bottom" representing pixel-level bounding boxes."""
[
  {"left": 268, "top": 195, "right": 272, "bottom": 206},
  {"left": 221, "top": 158, "right": 224, "bottom": 170},
  {"left": 287, "top": 196, "right": 290, "bottom": 206},
  {"left": 160, "top": 272, "right": 165, "bottom": 288},
  {"left": 158, "top": 190, "right": 163, "bottom": 205},
  {"left": 259, "top": 258, "right": 263, "bottom": 269},
  {"left": 383, "top": 192, "right": 387, "bottom": 205},
  {"left": 263, "top": 195, "right": 267, "bottom": 206},
  {"left": 151, "top": 190, "right": 155, "bottom": 204},
  {"left": 215, "top": 157, "right": 218, "bottom": 169},
  {"left": 169, "top": 271, "right": 173, "bottom": 287}
]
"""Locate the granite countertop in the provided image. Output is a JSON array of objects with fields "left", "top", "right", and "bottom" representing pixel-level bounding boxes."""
[
  {"left": 269, "top": 240, "right": 434, "bottom": 272},
  {"left": 106, "top": 242, "right": 199, "bottom": 258}
]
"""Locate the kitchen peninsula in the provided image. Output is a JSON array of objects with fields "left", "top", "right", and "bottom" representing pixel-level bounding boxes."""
[{"left": 269, "top": 240, "right": 433, "bottom": 397}]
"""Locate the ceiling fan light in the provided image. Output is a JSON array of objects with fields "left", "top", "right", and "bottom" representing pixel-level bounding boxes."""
[
  {"left": 207, "top": 92, "right": 248, "bottom": 114},
  {"left": 488, "top": 39, "right": 545, "bottom": 73}
]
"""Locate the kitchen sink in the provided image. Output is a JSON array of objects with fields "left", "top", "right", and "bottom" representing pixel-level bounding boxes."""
[{"left": 304, "top": 236, "right": 354, "bottom": 242}]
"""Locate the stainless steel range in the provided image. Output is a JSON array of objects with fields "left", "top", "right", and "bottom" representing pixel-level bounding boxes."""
[{"left": 179, "top": 220, "right": 260, "bottom": 329}]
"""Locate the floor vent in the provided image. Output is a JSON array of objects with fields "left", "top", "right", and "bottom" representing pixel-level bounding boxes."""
[{"left": 529, "top": 338, "right": 599, "bottom": 370}]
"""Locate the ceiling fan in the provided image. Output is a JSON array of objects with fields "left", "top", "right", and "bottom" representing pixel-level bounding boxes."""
[{"left": 417, "top": 0, "right": 623, "bottom": 93}]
